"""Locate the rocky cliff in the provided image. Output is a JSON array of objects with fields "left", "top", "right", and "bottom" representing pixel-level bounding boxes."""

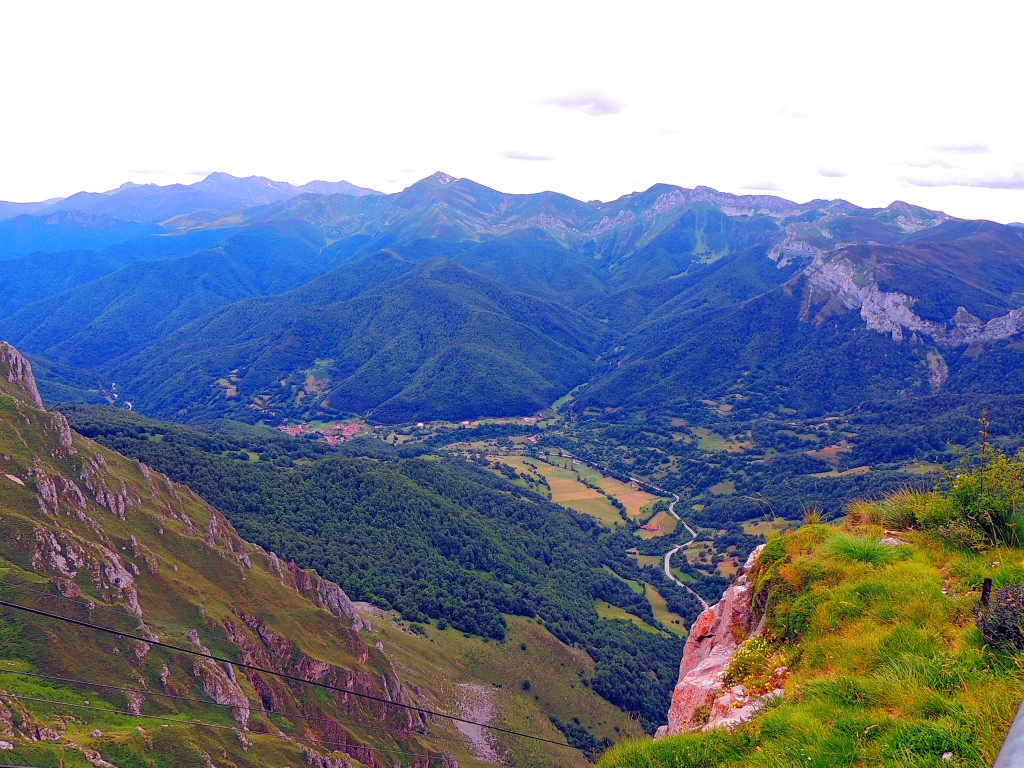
[
  {"left": 1, "top": 341, "right": 42, "bottom": 407},
  {"left": 802, "top": 251, "right": 1024, "bottom": 349},
  {"left": 657, "top": 545, "right": 786, "bottom": 736},
  {"left": 0, "top": 343, "right": 453, "bottom": 768}
]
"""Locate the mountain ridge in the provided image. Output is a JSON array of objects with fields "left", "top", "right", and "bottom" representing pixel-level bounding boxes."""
[
  {"left": 4, "top": 172, "right": 1024, "bottom": 427},
  {"left": 0, "top": 172, "right": 381, "bottom": 225}
]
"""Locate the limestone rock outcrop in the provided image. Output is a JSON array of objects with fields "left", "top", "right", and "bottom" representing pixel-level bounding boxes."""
[
  {"left": 0, "top": 341, "right": 43, "bottom": 407},
  {"left": 658, "top": 545, "right": 785, "bottom": 736},
  {"left": 803, "top": 251, "right": 1024, "bottom": 349}
]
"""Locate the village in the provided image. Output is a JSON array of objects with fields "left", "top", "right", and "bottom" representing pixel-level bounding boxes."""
[{"left": 274, "top": 420, "right": 366, "bottom": 445}]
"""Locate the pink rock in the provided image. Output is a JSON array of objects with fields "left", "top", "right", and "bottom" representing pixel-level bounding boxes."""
[{"left": 663, "top": 545, "right": 764, "bottom": 735}]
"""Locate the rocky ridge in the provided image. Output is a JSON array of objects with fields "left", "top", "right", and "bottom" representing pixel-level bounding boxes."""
[
  {"left": 803, "top": 251, "right": 1024, "bottom": 348},
  {"left": 1, "top": 341, "right": 42, "bottom": 407}
]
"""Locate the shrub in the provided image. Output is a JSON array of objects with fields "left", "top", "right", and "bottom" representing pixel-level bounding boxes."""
[
  {"left": 939, "top": 416, "right": 1024, "bottom": 548},
  {"left": 937, "top": 516, "right": 988, "bottom": 552},
  {"left": 784, "top": 592, "right": 822, "bottom": 640},
  {"left": 845, "top": 498, "right": 879, "bottom": 525},
  {"left": 945, "top": 467, "right": 1024, "bottom": 548},
  {"left": 725, "top": 637, "right": 790, "bottom": 692},
  {"left": 877, "top": 487, "right": 924, "bottom": 529},
  {"left": 975, "top": 583, "right": 1024, "bottom": 650},
  {"left": 802, "top": 505, "right": 823, "bottom": 525}
]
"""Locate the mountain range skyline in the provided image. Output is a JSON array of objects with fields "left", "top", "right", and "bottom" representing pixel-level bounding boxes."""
[{"left": 2, "top": 169, "right": 1017, "bottom": 227}]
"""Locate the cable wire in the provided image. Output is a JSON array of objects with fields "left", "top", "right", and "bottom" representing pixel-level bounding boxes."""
[
  {"left": 0, "top": 668, "right": 484, "bottom": 750},
  {"left": 0, "top": 598, "right": 573, "bottom": 749},
  {"left": 0, "top": 692, "right": 470, "bottom": 765},
  {"left": 1, "top": 583, "right": 156, "bottom": 625}
]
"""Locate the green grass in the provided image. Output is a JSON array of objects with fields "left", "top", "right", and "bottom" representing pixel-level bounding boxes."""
[
  {"left": 599, "top": 522, "right": 1024, "bottom": 767},
  {"left": 827, "top": 533, "right": 909, "bottom": 567},
  {"left": 595, "top": 601, "right": 664, "bottom": 635},
  {"left": 691, "top": 427, "right": 730, "bottom": 451},
  {"left": 709, "top": 479, "right": 736, "bottom": 496},
  {"left": 362, "top": 609, "right": 645, "bottom": 766},
  {"left": 644, "top": 584, "right": 688, "bottom": 637},
  {"left": 602, "top": 566, "right": 646, "bottom": 596}
]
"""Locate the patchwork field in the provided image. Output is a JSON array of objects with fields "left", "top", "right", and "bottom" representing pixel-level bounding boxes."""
[
  {"left": 595, "top": 601, "right": 663, "bottom": 635},
  {"left": 490, "top": 455, "right": 624, "bottom": 528},
  {"left": 811, "top": 465, "right": 871, "bottom": 478},
  {"left": 598, "top": 478, "right": 658, "bottom": 520},
  {"left": 629, "top": 553, "right": 663, "bottom": 570},
  {"left": 690, "top": 426, "right": 752, "bottom": 453}
]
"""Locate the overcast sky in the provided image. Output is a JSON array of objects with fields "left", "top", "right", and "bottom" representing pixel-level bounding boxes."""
[{"left": 1, "top": 1, "right": 1021, "bottom": 221}]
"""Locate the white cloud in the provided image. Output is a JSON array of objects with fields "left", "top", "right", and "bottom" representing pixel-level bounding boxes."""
[
  {"left": 543, "top": 92, "right": 623, "bottom": 117},
  {"left": 0, "top": 0, "right": 1021, "bottom": 222},
  {"left": 934, "top": 143, "right": 991, "bottom": 154},
  {"left": 904, "top": 172, "right": 1024, "bottom": 191},
  {"left": 503, "top": 151, "right": 553, "bottom": 162}
]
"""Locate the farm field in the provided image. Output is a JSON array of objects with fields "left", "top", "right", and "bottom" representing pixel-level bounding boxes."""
[
  {"left": 644, "top": 584, "right": 688, "bottom": 637},
  {"left": 596, "top": 601, "right": 663, "bottom": 635},
  {"left": 544, "top": 455, "right": 659, "bottom": 520},
  {"left": 637, "top": 510, "right": 678, "bottom": 540},
  {"left": 490, "top": 455, "right": 624, "bottom": 528}
]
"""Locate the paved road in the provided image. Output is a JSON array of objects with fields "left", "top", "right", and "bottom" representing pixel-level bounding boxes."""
[
  {"left": 549, "top": 451, "right": 711, "bottom": 611},
  {"left": 659, "top": 492, "right": 709, "bottom": 610}
]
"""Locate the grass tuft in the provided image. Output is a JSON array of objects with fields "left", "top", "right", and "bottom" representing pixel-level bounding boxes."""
[{"left": 827, "top": 533, "right": 907, "bottom": 567}]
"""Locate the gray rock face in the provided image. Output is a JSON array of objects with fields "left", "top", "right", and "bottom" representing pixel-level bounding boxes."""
[
  {"left": 316, "top": 579, "right": 365, "bottom": 633},
  {"left": 804, "top": 252, "right": 1024, "bottom": 348},
  {"left": 0, "top": 341, "right": 43, "bottom": 407},
  {"left": 186, "top": 628, "right": 251, "bottom": 727}
]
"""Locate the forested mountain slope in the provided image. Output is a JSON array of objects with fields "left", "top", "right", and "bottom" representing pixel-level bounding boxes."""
[
  {"left": 5, "top": 172, "right": 1024, "bottom": 430},
  {"left": 106, "top": 256, "right": 604, "bottom": 423},
  {"left": 60, "top": 402, "right": 687, "bottom": 732}
]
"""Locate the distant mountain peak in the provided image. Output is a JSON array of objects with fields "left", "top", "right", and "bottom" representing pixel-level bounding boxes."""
[
  {"left": 874, "top": 199, "right": 950, "bottom": 232},
  {"left": 110, "top": 181, "right": 146, "bottom": 194}
]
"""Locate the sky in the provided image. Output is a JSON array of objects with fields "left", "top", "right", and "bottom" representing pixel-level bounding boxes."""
[{"left": 1, "top": 1, "right": 1022, "bottom": 222}]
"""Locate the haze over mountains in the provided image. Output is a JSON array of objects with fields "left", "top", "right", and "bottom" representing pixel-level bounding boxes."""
[
  {"left": 0, "top": 172, "right": 379, "bottom": 227},
  {"left": 4, "top": 169, "right": 1024, "bottom": 766},
  {"left": 2, "top": 171, "right": 1024, "bottom": 424}
]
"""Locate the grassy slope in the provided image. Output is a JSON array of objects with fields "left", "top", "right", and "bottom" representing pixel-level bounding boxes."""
[
  {"left": 0, "top": 376, "right": 444, "bottom": 767},
  {"left": 0, "top": 360, "right": 640, "bottom": 767},
  {"left": 360, "top": 610, "right": 646, "bottom": 767},
  {"left": 599, "top": 522, "right": 1024, "bottom": 767}
]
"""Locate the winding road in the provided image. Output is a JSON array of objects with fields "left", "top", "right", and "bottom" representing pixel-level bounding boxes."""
[
  {"left": 552, "top": 450, "right": 711, "bottom": 613},
  {"left": 658, "top": 492, "right": 709, "bottom": 610}
]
